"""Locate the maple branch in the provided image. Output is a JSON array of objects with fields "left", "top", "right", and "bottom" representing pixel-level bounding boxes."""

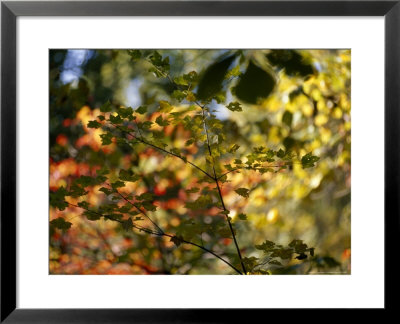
[
  {"left": 114, "top": 188, "right": 164, "bottom": 235},
  {"left": 216, "top": 162, "right": 299, "bottom": 180},
  {"left": 110, "top": 123, "right": 215, "bottom": 181},
  {"left": 199, "top": 106, "right": 248, "bottom": 274},
  {"left": 65, "top": 202, "right": 242, "bottom": 275}
]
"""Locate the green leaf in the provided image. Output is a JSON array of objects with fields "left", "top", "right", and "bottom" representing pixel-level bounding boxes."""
[
  {"left": 77, "top": 201, "right": 89, "bottom": 209},
  {"left": 109, "top": 114, "right": 122, "bottom": 124},
  {"left": 185, "top": 195, "right": 213, "bottom": 210},
  {"left": 235, "top": 188, "right": 250, "bottom": 198},
  {"left": 117, "top": 107, "right": 134, "bottom": 118},
  {"left": 137, "top": 192, "right": 154, "bottom": 201},
  {"left": 185, "top": 139, "right": 195, "bottom": 146},
  {"left": 149, "top": 51, "right": 170, "bottom": 71},
  {"left": 96, "top": 166, "right": 110, "bottom": 176},
  {"left": 111, "top": 180, "right": 125, "bottom": 189},
  {"left": 75, "top": 175, "right": 95, "bottom": 187},
  {"left": 288, "top": 239, "right": 308, "bottom": 253},
  {"left": 266, "top": 50, "right": 314, "bottom": 77},
  {"left": 138, "top": 121, "right": 153, "bottom": 130},
  {"left": 172, "top": 90, "right": 187, "bottom": 102},
  {"left": 228, "top": 144, "right": 240, "bottom": 153},
  {"left": 100, "top": 133, "right": 113, "bottom": 145},
  {"left": 234, "top": 60, "right": 275, "bottom": 104},
  {"left": 226, "top": 65, "right": 241, "bottom": 78},
  {"left": 282, "top": 110, "right": 293, "bottom": 127},
  {"left": 158, "top": 101, "right": 173, "bottom": 113},
  {"left": 242, "top": 257, "right": 259, "bottom": 271},
  {"left": 170, "top": 235, "right": 184, "bottom": 247},
  {"left": 87, "top": 120, "right": 101, "bottom": 129},
  {"left": 226, "top": 101, "right": 242, "bottom": 112},
  {"left": 100, "top": 101, "right": 112, "bottom": 112},
  {"left": 50, "top": 187, "right": 69, "bottom": 211},
  {"left": 238, "top": 213, "right": 247, "bottom": 220},
  {"left": 197, "top": 54, "right": 236, "bottom": 100},
  {"left": 183, "top": 71, "right": 198, "bottom": 83},
  {"left": 276, "top": 149, "right": 286, "bottom": 158},
  {"left": 217, "top": 225, "right": 233, "bottom": 238},
  {"left": 127, "top": 49, "right": 141, "bottom": 60},
  {"left": 99, "top": 187, "right": 113, "bottom": 195},
  {"left": 50, "top": 217, "right": 72, "bottom": 231},
  {"left": 68, "top": 184, "right": 88, "bottom": 198},
  {"left": 122, "top": 218, "right": 133, "bottom": 231},
  {"left": 119, "top": 169, "right": 140, "bottom": 182},
  {"left": 185, "top": 187, "right": 200, "bottom": 194},
  {"left": 155, "top": 115, "right": 169, "bottom": 127},
  {"left": 83, "top": 210, "right": 101, "bottom": 221},
  {"left": 271, "top": 248, "right": 293, "bottom": 260},
  {"left": 141, "top": 201, "right": 157, "bottom": 211},
  {"left": 301, "top": 152, "right": 320, "bottom": 168},
  {"left": 255, "top": 240, "right": 275, "bottom": 251},
  {"left": 136, "top": 106, "right": 147, "bottom": 114}
]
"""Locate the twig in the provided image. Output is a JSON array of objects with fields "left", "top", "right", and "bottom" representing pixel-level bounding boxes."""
[
  {"left": 66, "top": 201, "right": 242, "bottom": 274},
  {"left": 199, "top": 105, "right": 248, "bottom": 274},
  {"left": 111, "top": 123, "right": 215, "bottom": 181}
]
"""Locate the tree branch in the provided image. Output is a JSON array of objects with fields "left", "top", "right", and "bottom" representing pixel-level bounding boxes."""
[
  {"left": 65, "top": 201, "right": 242, "bottom": 275},
  {"left": 199, "top": 106, "right": 248, "bottom": 274},
  {"left": 110, "top": 122, "right": 215, "bottom": 181}
]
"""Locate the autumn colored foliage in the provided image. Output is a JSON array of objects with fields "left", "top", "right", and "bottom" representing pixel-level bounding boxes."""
[{"left": 50, "top": 49, "right": 351, "bottom": 274}]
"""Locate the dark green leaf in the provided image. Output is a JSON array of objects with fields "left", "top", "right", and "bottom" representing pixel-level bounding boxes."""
[
  {"left": 255, "top": 240, "right": 275, "bottom": 251},
  {"left": 226, "top": 101, "right": 242, "bottom": 112},
  {"left": 100, "top": 133, "right": 113, "bottom": 145},
  {"left": 122, "top": 218, "right": 133, "bottom": 231},
  {"left": 282, "top": 110, "right": 293, "bottom": 127},
  {"left": 100, "top": 101, "right": 112, "bottom": 112},
  {"left": 136, "top": 106, "right": 147, "bottom": 114},
  {"left": 170, "top": 235, "right": 184, "bottom": 247},
  {"left": 87, "top": 120, "right": 101, "bottom": 129},
  {"left": 111, "top": 180, "right": 125, "bottom": 189},
  {"left": 235, "top": 188, "right": 250, "bottom": 198},
  {"left": 266, "top": 50, "right": 314, "bottom": 77},
  {"left": 50, "top": 187, "right": 69, "bottom": 211},
  {"left": 197, "top": 54, "right": 236, "bottom": 100},
  {"left": 301, "top": 152, "right": 320, "bottom": 168},
  {"left": 228, "top": 144, "right": 240, "bottom": 153},
  {"left": 155, "top": 115, "right": 169, "bottom": 126},
  {"left": 158, "top": 101, "right": 173, "bottom": 113},
  {"left": 83, "top": 210, "right": 101, "bottom": 221},
  {"left": 50, "top": 217, "right": 72, "bottom": 231},
  {"left": 234, "top": 60, "right": 275, "bottom": 104},
  {"left": 127, "top": 49, "right": 141, "bottom": 60}
]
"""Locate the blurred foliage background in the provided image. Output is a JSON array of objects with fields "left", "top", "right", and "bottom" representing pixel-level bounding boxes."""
[{"left": 50, "top": 49, "right": 350, "bottom": 274}]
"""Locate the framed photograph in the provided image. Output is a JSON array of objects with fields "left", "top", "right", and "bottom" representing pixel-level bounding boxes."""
[{"left": 1, "top": 0, "right": 398, "bottom": 321}]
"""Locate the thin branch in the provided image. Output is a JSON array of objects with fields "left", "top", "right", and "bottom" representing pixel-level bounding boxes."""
[
  {"left": 66, "top": 201, "right": 242, "bottom": 275},
  {"left": 115, "top": 188, "right": 164, "bottom": 235},
  {"left": 216, "top": 162, "right": 300, "bottom": 180},
  {"left": 110, "top": 122, "right": 215, "bottom": 181},
  {"left": 199, "top": 105, "right": 248, "bottom": 274}
]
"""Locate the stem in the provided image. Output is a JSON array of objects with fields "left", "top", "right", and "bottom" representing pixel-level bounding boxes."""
[
  {"left": 66, "top": 202, "right": 242, "bottom": 275},
  {"left": 217, "top": 162, "right": 299, "bottom": 180},
  {"left": 199, "top": 106, "right": 248, "bottom": 274},
  {"left": 115, "top": 188, "right": 165, "bottom": 235},
  {"left": 111, "top": 123, "right": 214, "bottom": 181}
]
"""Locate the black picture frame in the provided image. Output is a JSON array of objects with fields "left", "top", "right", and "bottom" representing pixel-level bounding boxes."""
[{"left": 1, "top": 0, "right": 398, "bottom": 322}]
